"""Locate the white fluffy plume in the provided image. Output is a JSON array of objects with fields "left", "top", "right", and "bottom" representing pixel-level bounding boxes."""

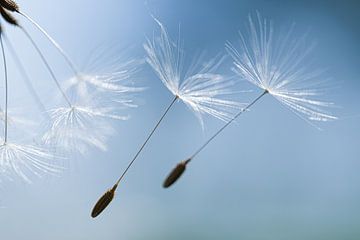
[
  {"left": 144, "top": 16, "right": 243, "bottom": 127},
  {"left": 226, "top": 13, "right": 337, "bottom": 124}
]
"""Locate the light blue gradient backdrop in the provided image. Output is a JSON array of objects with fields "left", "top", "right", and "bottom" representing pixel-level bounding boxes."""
[{"left": 1, "top": 0, "right": 359, "bottom": 239}]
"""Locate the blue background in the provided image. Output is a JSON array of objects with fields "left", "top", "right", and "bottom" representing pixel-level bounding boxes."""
[{"left": 0, "top": 0, "right": 359, "bottom": 239}]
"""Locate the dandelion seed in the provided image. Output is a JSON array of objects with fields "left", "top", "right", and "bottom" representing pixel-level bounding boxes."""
[
  {"left": 91, "top": 16, "right": 241, "bottom": 218},
  {"left": 163, "top": 158, "right": 190, "bottom": 188},
  {"left": 163, "top": 13, "right": 337, "bottom": 188},
  {"left": 91, "top": 183, "right": 118, "bottom": 218}
]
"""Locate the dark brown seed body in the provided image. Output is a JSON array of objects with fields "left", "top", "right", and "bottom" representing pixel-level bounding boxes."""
[
  {"left": 0, "top": 7, "right": 18, "bottom": 26},
  {"left": 91, "top": 184, "right": 118, "bottom": 218},
  {"left": 0, "top": 0, "right": 19, "bottom": 12},
  {"left": 163, "top": 158, "right": 191, "bottom": 188}
]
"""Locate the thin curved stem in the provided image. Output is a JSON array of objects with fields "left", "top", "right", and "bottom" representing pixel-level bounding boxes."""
[
  {"left": 0, "top": 32, "right": 8, "bottom": 143},
  {"left": 2, "top": 33, "right": 48, "bottom": 117},
  {"left": 17, "top": 11, "right": 80, "bottom": 77},
  {"left": 189, "top": 90, "right": 268, "bottom": 160},
  {"left": 19, "top": 26, "right": 72, "bottom": 108},
  {"left": 115, "top": 95, "right": 178, "bottom": 185}
]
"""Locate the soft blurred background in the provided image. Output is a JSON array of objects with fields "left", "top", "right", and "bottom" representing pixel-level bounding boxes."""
[{"left": 0, "top": 0, "right": 359, "bottom": 239}]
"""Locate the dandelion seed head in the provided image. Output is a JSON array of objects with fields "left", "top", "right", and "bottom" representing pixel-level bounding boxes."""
[
  {"left": 226, "top": 13, "right": 337, "bottom": 123},
  {"left": 42, "top": 104, "right": 126, "bottom": 155},
  {"left": 144, "top": 16, "right": 243, "bottom": 126},
  {"left": 42, "top": 46, "right": 144, "bottom": 155},
  {"left": 0, "top": 141, "right": 58, "bottom": 183}
]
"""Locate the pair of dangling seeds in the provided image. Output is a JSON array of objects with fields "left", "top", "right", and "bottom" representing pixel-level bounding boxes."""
[
  {"left": 91, "top": 13, "right": 336, "bottom": 218},
  {"left": 91, "top": 90, "right": 268, "bottom": 218}
]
